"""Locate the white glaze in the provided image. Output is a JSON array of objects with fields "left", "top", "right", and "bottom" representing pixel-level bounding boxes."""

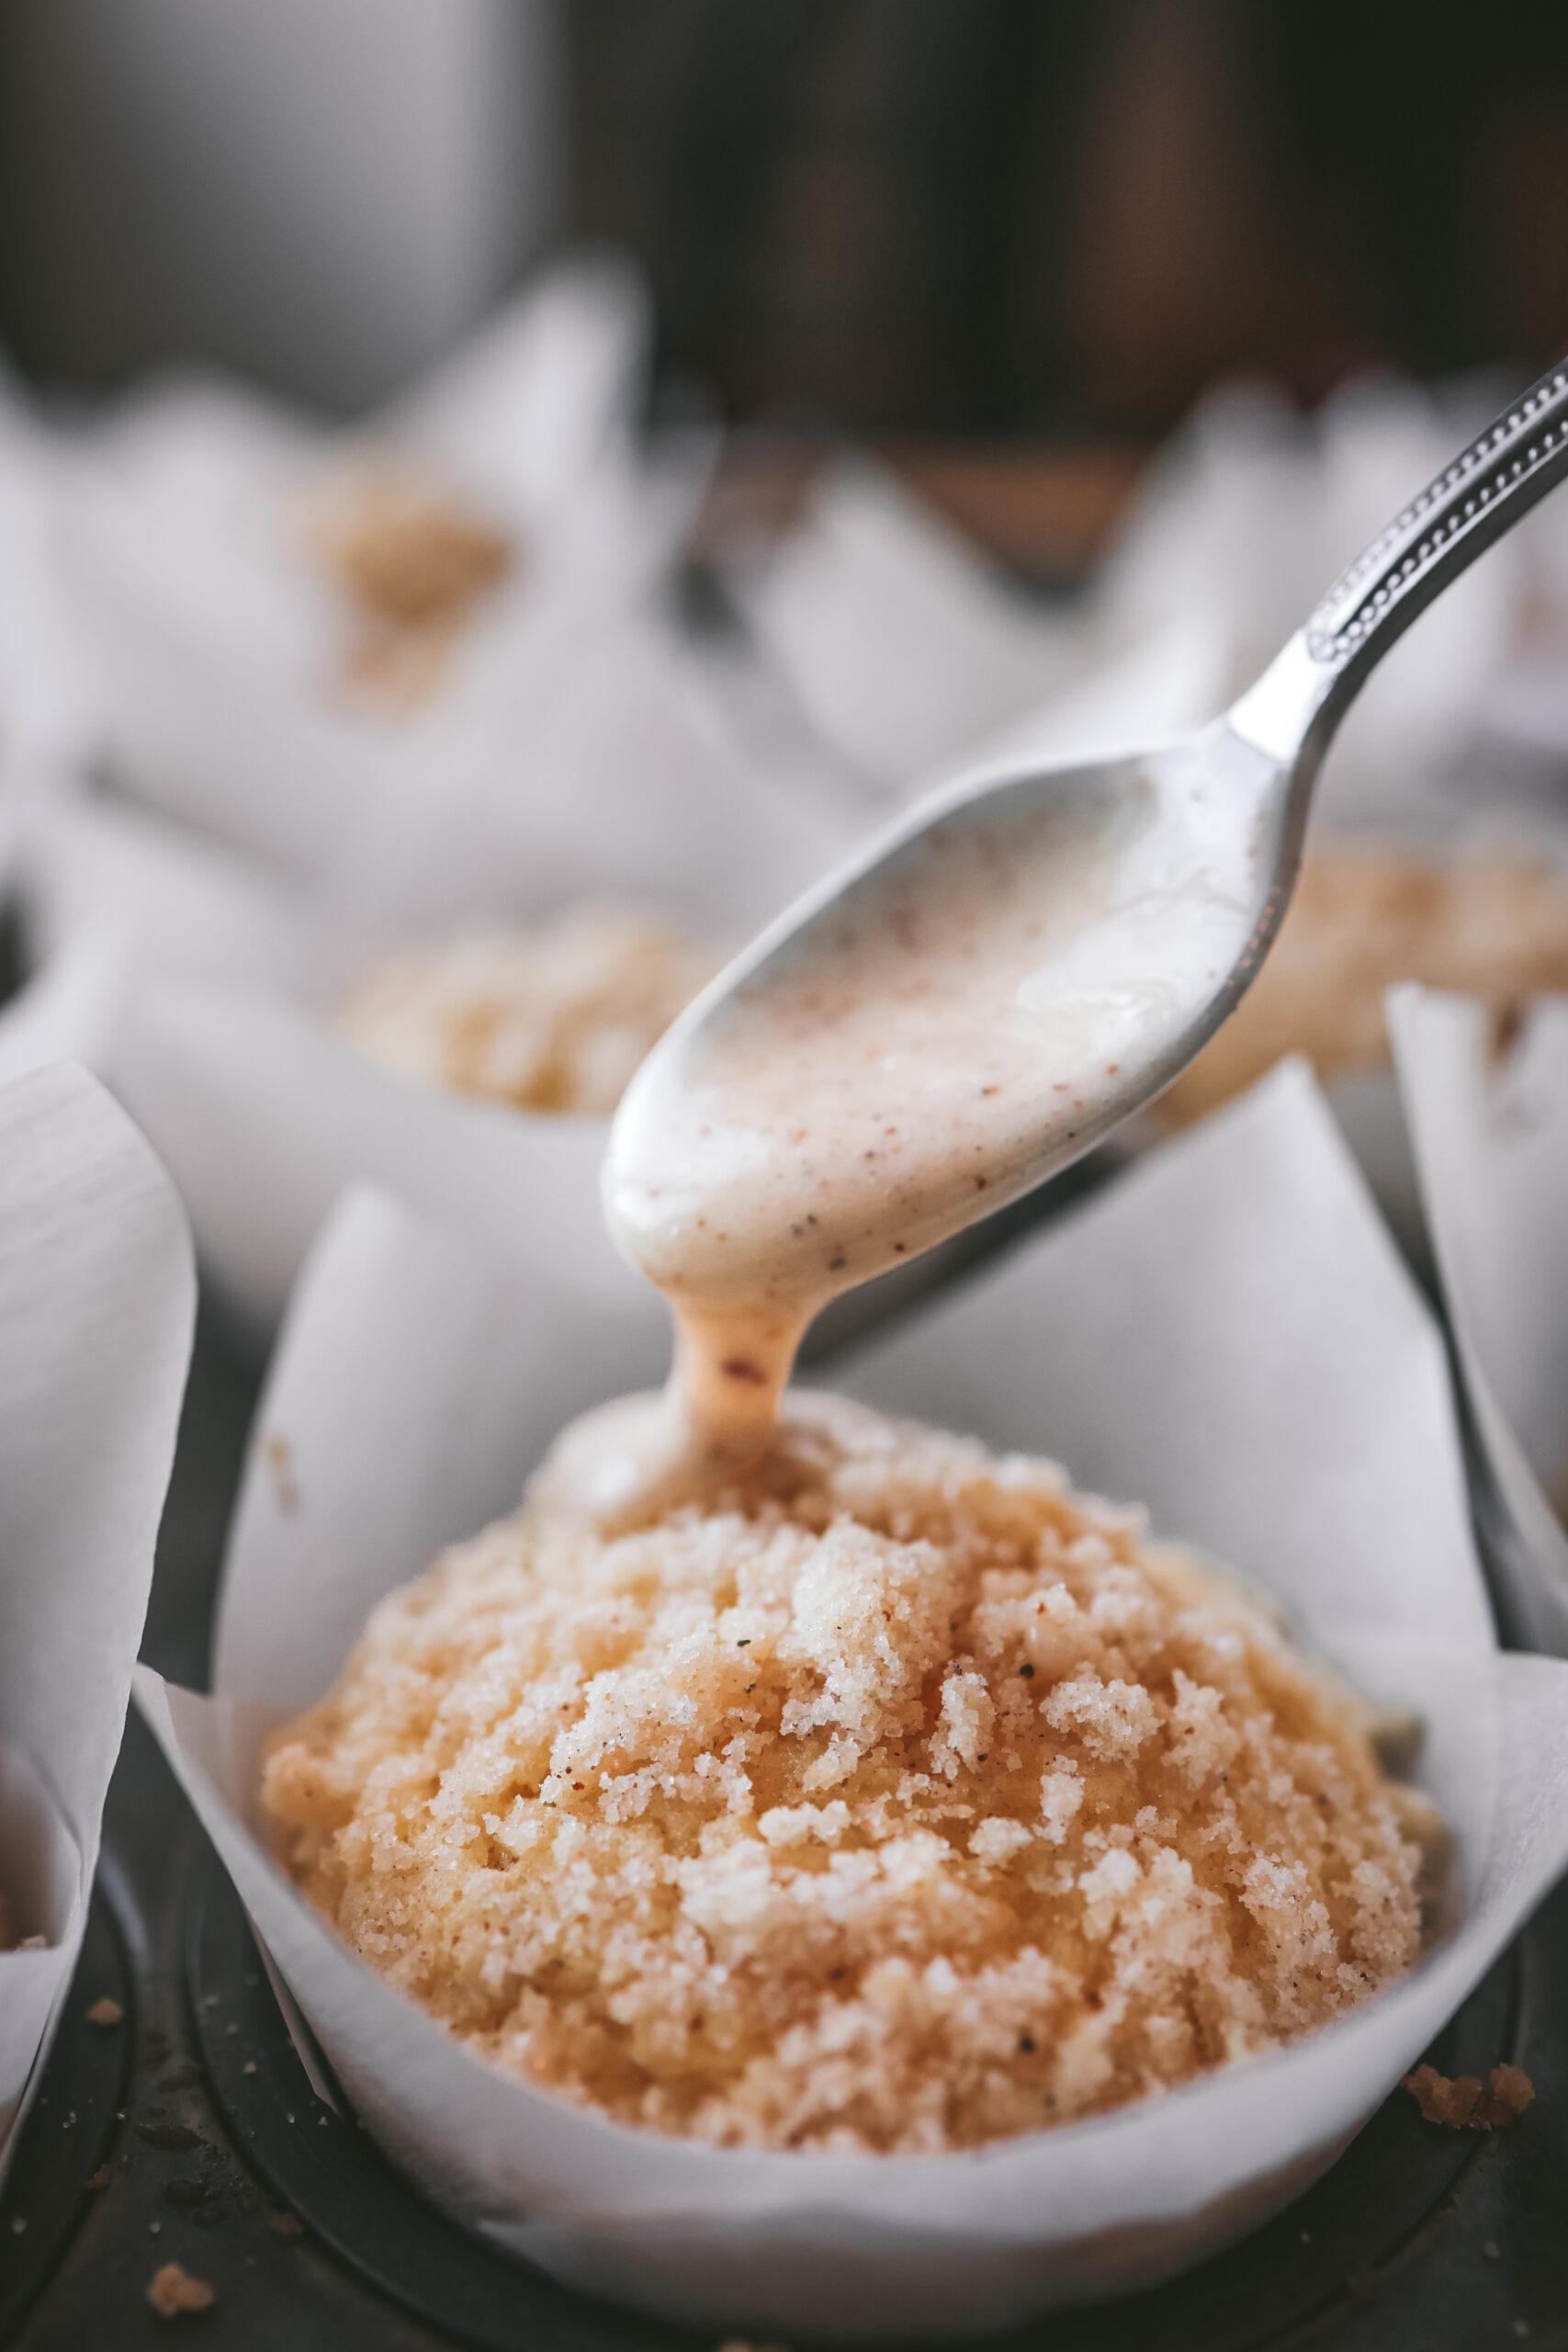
[{"left": 604, "top": 729, "right": 1282, "bottom": 1476}]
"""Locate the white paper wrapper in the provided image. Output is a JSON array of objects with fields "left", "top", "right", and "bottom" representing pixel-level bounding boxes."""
[
  {"left": 324, "top": 605, "right": 860, "bottom": 938},
  {"left": 960, "top": 608, "right": 1234, "bottom": 776},
  {"left": 1390, "top": 984, "right": 1568, "bottom": 1652},
  {"left": 136, "top": 1063, "right": 1568, "bottom": 2335},
  {"left": 0, "top": 1063, "right": 194, "bottom": 2172},
  {"left": 734, "top": 374, "right": 1534, "bottom": 830},
  {"left": 733, "top": 458, "right": 1089, "bottom": 792},
  {"left": 114, "top": 977, "right": 672, "bottom": 1353},
  {"left": 378, "top": 252, "right": 652, "bottom": 535},
  {"left": 0, "top": 376, "right": 101, "bottom": 780},
  {"left": 96, "top": 723, "right": 852, "bottom": 1333},
  {"left": 52, "top": 256, "right": 740, "bottom": 913},
  {"left": 0, "top": 787, "right": 318, "bottom": 1092},
  {"left": 1096, "top": 372, "right": 1524, "bottom": 832}
]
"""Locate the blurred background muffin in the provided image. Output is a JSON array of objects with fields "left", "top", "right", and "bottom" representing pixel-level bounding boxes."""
[{"left": 334, "top": 907, "right": 710, "bottom": 1115}]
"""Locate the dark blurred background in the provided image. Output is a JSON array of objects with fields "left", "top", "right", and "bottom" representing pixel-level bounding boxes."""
[{"left": 4, "top": 0, "right": 1568, "bottom": 435}]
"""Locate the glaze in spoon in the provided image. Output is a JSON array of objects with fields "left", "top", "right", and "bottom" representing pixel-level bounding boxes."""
[{"left": 604, "top": 358, "right": 1568, "bottom": 1469}]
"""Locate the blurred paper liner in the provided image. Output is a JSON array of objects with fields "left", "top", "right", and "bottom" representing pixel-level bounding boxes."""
[
  {"left": 137, "top": 1065, "right": 1568, "bottom": 2335},
  {"left": 0, "top": 1064, "right": 194, "bottom": 2177},
  {"left": 0, "top": 775, "right": 837, "bottom": 1335},
  {"left": 0, "top": 786, "right": 316, "bottom": 1093},
  {"left": 0, "top": 379, "right": 100, "bottom": 778},
  {"left": 1392, "top": 984, "right": 1568, "bottom": 1653},
  {"left": 59, "top": 550, "right": 848, "bottom": 933},
  {"left": 118, "top": 982, "right": 669, "bottom": 1355},
  {"left": 732, "top": 458, "right": 1089, "bottom": 791},
  {"left": 734, "top": 375, "right": 1535, "bottom": 829},
  {"left": 53, "top": 254, "right": 837, "bottom": 919}
]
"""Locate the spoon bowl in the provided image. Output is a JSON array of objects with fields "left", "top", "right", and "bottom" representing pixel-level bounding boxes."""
[{"left": 605, "top": 359, "right": 1568, "bottom": 1394}]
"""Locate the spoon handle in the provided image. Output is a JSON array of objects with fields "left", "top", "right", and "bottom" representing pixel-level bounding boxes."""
[{"left": 1306, "top": 356, "right": 1568, "bottom": 687}]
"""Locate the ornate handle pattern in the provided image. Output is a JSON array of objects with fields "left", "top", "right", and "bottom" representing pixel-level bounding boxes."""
[{"left": 1307, "top": 358, "right": 1568, "bottom": 676}]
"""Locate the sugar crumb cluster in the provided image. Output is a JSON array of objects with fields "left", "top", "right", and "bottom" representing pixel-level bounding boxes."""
[{"left": 262, "top": 1394, "right": 1433, "bottom": 2154}]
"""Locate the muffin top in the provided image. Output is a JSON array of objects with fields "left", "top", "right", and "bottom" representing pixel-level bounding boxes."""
[
  {"left": 262, "top": 1393, "right": 1430, "bottom": 2154},
  {"left": 1159, "top": 845, "right": 1568, "bottom": 1125},
  {"left": 333, "top": 908, "right": 708, "bottom": 1117}
]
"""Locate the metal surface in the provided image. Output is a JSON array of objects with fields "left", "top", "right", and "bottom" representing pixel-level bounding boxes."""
[{"left": 1305, "top": 361, "right": 1568, "bottom": 678}]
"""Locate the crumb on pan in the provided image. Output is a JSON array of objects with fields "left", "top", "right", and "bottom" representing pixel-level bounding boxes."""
[
  {"left": 333, "top": 908, "right": 710, "bottom": 1117},
  {"left": 262, "top": 1394, "right": 1436, "bottom": 2155},
  {"left": 147, "top": 2262, "right": 216, "bottom": 2318},
  {"left": 1404, "top": 2062, "right": 1534, "bottom": 2129},
  {"left": 0, "top": 1894, "right": 48, "bottom": 1954},
  {"left": 86, "top": 1996, "right": 123, "bottom": 2028},
  {"left": 1157, "top": 848, "right": 1568, "bottom": 1127}
]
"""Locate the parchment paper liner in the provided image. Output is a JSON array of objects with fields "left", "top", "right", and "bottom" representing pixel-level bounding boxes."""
[
  {"left": 101, "top": 822, "right": 843, "bottom": 1337},
  {"left": 736, "top": 379, "right": 1529, "bottom": 820},
  {"left": 0, "top": 376, "right": 99, "bottom": 777},
  {"left": 138, "top": 1063, "right": 1568, "bottom": 2334},
  {"left": 1390, "top": 984, "right": 1568, "bottom": 1652},
  {"left": 53, "top": 258, "right": 746, "bottom": 916},
  {"left": 1096, "top": 372, "right": 1526, "bottom": 831},
  {"left": 0, "top": 775, "right": 838, "bottom": 1337},
  {"left": 115, "top": 975, "right": 672, "bottom": 1352},
  {"left": 731, "top": 458, "right": 1092, "bottom": 790},
  {"left": 0, "top": 1064, "right": 194, "bottom": 2176},
  {"left": 0, "top": 787, "right": 316, "bottom": 1091}
]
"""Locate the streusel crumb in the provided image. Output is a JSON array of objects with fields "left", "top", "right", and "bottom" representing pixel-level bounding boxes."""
[
  {"left": 306, "top": 458, "right": 513, "bottom": 712},
  {"left": 1404, "top": 2062, "right": 1534, "bottom": 2129},
  {"left": 262, "top": 1395, "right": 1432, "bottom": 2154},
  {"left": 309, "top": 459, "right": 512, "bottom": 631},
  {"left": 334, "top": 908, "right": 709, "bottom": 1116}
]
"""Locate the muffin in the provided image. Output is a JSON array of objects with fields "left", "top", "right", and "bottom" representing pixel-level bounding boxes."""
[
  {"left": 262, "top": 1394, "right": 1435, "bottom": 2155},
  {"left": 333, "top": 908, "right": 710, "bottom": 1117},
  {"left": 1159, "top": 846, "right": 1568, "bottom": 1127}
]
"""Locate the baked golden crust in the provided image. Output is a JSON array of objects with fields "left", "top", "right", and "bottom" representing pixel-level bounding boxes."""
[{"left": 263, "top": 1395, "right": 1428, "bottom": 2154}]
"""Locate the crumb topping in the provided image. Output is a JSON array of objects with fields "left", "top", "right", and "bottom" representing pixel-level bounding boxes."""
[
  {"left": 262, "top": 1395, "right": 1431, "bottom": 2154},
  {"left": 1159, "top": 848, "right": 1568, "bottom": 1126},
  {"left": 333, "top": 907, "right": 709, "bottom": 1116},
  {"left": 305, "top": 458, "right": 513, "bottom": 712}
]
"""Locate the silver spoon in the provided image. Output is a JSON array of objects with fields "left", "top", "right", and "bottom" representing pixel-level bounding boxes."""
[{"left": 606, "top": 359, "right": 1568, "bottom": 1363}]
